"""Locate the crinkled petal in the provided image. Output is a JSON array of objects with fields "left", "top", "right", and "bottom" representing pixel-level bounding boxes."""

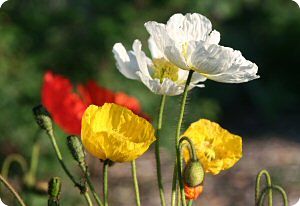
[
  {"left": 182, "top": 119, "right": 242, "bottom": 175},
  {"left": 81, "top": 104, "right": 156, "bottom": 162},
  {"left": 166, "top": 13, "right": 213, "bottom": 42},
  {"left": 190, "top": 43, "right": 259, "bottom": 83},
  {"left": 112, "top": 43, "right": 140, "bottom": 80},
  {"left": 137, "top": 71, "right": 200, "bottom": 96}
]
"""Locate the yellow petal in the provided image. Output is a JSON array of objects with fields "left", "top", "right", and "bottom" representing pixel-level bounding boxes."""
[
  {"left": 182, "top": 119, "right": 242, "bottom": 175},
  {"left": 81, "top": 103, "right": 156, "bottom": 162}
]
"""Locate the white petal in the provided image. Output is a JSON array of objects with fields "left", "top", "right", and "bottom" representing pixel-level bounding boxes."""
[
  {"left": 206, "top": 30, "right": 221, "bottom": 45},
  {"left": 166, "top": 13, "right": 213, "bottom": 42},
  {"left": 132, "top": 39, "right": 152, "bottom": 78},
  {"left": 190, "top": 43, "right": 259, "bottom": 83},
  {"left": 136, "top": 71, "right": 199, "bottom": 96},
  {"left": 148, "top": 37, "right": 164, "bottom": 59},
  {"left": 112, "top": 43, "right": 140, "bottom": 80},
  {"left": 144, "top": 21, "right": 168, "bottom": 56}
]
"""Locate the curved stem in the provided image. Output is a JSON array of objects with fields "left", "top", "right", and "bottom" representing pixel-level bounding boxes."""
[
  {"left": 0, "top": 174, "right": 27, "bottom": 206},
  {"left": 258, "top": 185, "right": 288, "bottom": 206},
  {"left": 179, "top": 137, "right": 197, "bottom": 162},
  {"left": 172, "top": 70, "right": 194, "bottom": 206},
  {"left": 1, "top": 154, "right": 28, "bottom": 179},
  {"left": 80, "top": 165, "right": 103, "bottom": 206},
  {"left": 84, "top": 192, "right": 93, "bottom": 206},
  {"left": 103, "top": 160, "right": 109, "bottom": 206},
  {"left": 131, "top": 160, "right": 141, "bottom": 206},
  {"left": 255, "top": 169, "right": 272, "bottom": 206},
  {"left": 188, "top": 200, "right": 193, "bottom": 206},
  {"left": 155, "top": 95, "right": 167, "bottom": 206}
]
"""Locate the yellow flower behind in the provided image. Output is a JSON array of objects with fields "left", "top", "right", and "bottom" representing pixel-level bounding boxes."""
[
  {"left": 182, "top": 119, "right": 242, "bottom": 175},
  {"left": 81, "top": 103, "right": 156, "bottom": 162}
]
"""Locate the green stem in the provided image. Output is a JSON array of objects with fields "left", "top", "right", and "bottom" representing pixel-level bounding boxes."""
[
  {"left": 131, "top": 160, "right": 141, "bottom": 206},
  {"left": 1, "top": 154, "right": 28, "bottom": 179},
  {"left": 46, "top": 131, "right": 92, "bottom": 204},
  {"left": 48, "top": 131, "right": 80, "bottom": 187},
  {"left": 24, "top": 142, "right": 40, "bottom": 187},
  {"left": 80, "top": 165, "right": 103, "bottom": 206},
  {"left": 255, "top": 169, "right": 272, "bottom": 206},
  {"left": 179, "top": 137, "right": 197, "bottom": 161},
  {"left": 103, "top": 160, "right": 109, "bottom": 206},
  {"left": 0, "top": 174, "right": 27, "bottom": 206},
  {"left": 84, "top": 192, "right": 93, "bottom": 206},
  {"left": 171, "top": 163, "right": 178, "bottom": 206},
  {"left": 188, "top": 200, "right": 193, "bottom": 206},
  {"left": 155, "top": 95, "right": 167, "bottom": 206},
  {"left": 172, "top": 70, "right": 194, "bottom": 206},
  {"left": 258, "top": 185, "right": 288, "bottom": 206}
]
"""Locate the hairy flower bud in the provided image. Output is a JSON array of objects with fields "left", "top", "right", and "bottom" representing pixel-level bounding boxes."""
[
  {"left": 33, "top": 105, "right": 53, "bottom": 134},
  {"left": 67, "top": 135, "right": 86, "bottom": 168},
  {"left": 183, "top": 160, "right": 204, "bottom": 187},
  {"left": 48, "top": 177, "right": 61, "bottom": 198}
]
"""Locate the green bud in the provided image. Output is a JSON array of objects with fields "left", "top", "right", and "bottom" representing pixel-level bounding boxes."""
[
  {"left": 67, "top": 135, "right": 86, "bottom": 167},
  {"left": 33, "top": 105, "right": 53, "bottom": 133},
  {"left": 183, "top": 160, "right": 205, "bottom": 187},
  {"left": 48, "top": 177, "right": 62, "bottom": 198}
]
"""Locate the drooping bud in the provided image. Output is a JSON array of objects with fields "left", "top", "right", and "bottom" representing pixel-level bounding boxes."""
[
  {"left": 33, "top": 105, "right": 53, "bottom": 134},
  {"left": 67, "top": 135, "right": 86, "bottom": 168},
  {"left": 183, "top": 160, "right": 204, "bottom": 187},
  {"left": 48, "top": 177, "right": 61, "bottom": 206},
  {"left": 184, "top": 184, "right": 203, "bottom": 200}
]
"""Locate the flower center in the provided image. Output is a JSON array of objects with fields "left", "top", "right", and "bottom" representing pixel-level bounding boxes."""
[{"left": 152, "top": 58, "right": 179, "bottom": 82}]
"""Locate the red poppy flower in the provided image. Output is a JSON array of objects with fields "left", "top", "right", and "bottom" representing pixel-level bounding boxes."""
[{"left": 42, "top": 71, "right": 148, "bottom": 135}]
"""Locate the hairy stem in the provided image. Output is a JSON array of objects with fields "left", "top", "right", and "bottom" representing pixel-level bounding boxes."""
[
  {"left": 172, "top": 70, "right": 194, "bottom": 206},
  {"left": 155, "top": 95, "right": 167, "bottom": 206}
]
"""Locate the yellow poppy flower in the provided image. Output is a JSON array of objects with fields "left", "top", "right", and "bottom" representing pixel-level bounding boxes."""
[
  {"left": 81, "top": 103, "right": 156, "bottom": 162},
  {"left": 182, "top": 119, "right": 242, "bottom": 175}
]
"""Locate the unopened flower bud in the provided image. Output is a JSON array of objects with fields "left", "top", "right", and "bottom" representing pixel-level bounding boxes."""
[
  {"left": 183, "top": 160, "right": 204, "bottom": 187},
  {"left": 184, "top": 184, "right": 203, "bottom": 200},
  {"left": 48, "top": 177, "right": 61, "bottom": 198},
  {"left": 67, "top": 135, "right": 86, "bottom": 168},
  {"left": 33, "top": 105, "right": 53, "bottom": 134}
]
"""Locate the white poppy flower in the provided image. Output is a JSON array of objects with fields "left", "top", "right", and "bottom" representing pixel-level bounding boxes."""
[
  {"left": 145, "top": 13, "right": 259, "bottom": 83},
  {"left": 112, "top": 39, "right": 206, "bottom": 96}
]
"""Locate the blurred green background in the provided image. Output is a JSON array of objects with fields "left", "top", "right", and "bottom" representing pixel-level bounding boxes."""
[{"left": 0, "top": 0, "right": 299, "bottom": 205}]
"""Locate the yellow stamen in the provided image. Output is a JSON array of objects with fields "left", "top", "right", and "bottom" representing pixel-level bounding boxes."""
[{"left": 152, "top": 58, "right": 179, "bottom": 82}]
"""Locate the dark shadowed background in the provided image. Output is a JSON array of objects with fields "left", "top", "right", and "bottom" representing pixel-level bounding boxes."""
[{"left": 0, "top": 0, "right": 299, "bottom": 205}]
